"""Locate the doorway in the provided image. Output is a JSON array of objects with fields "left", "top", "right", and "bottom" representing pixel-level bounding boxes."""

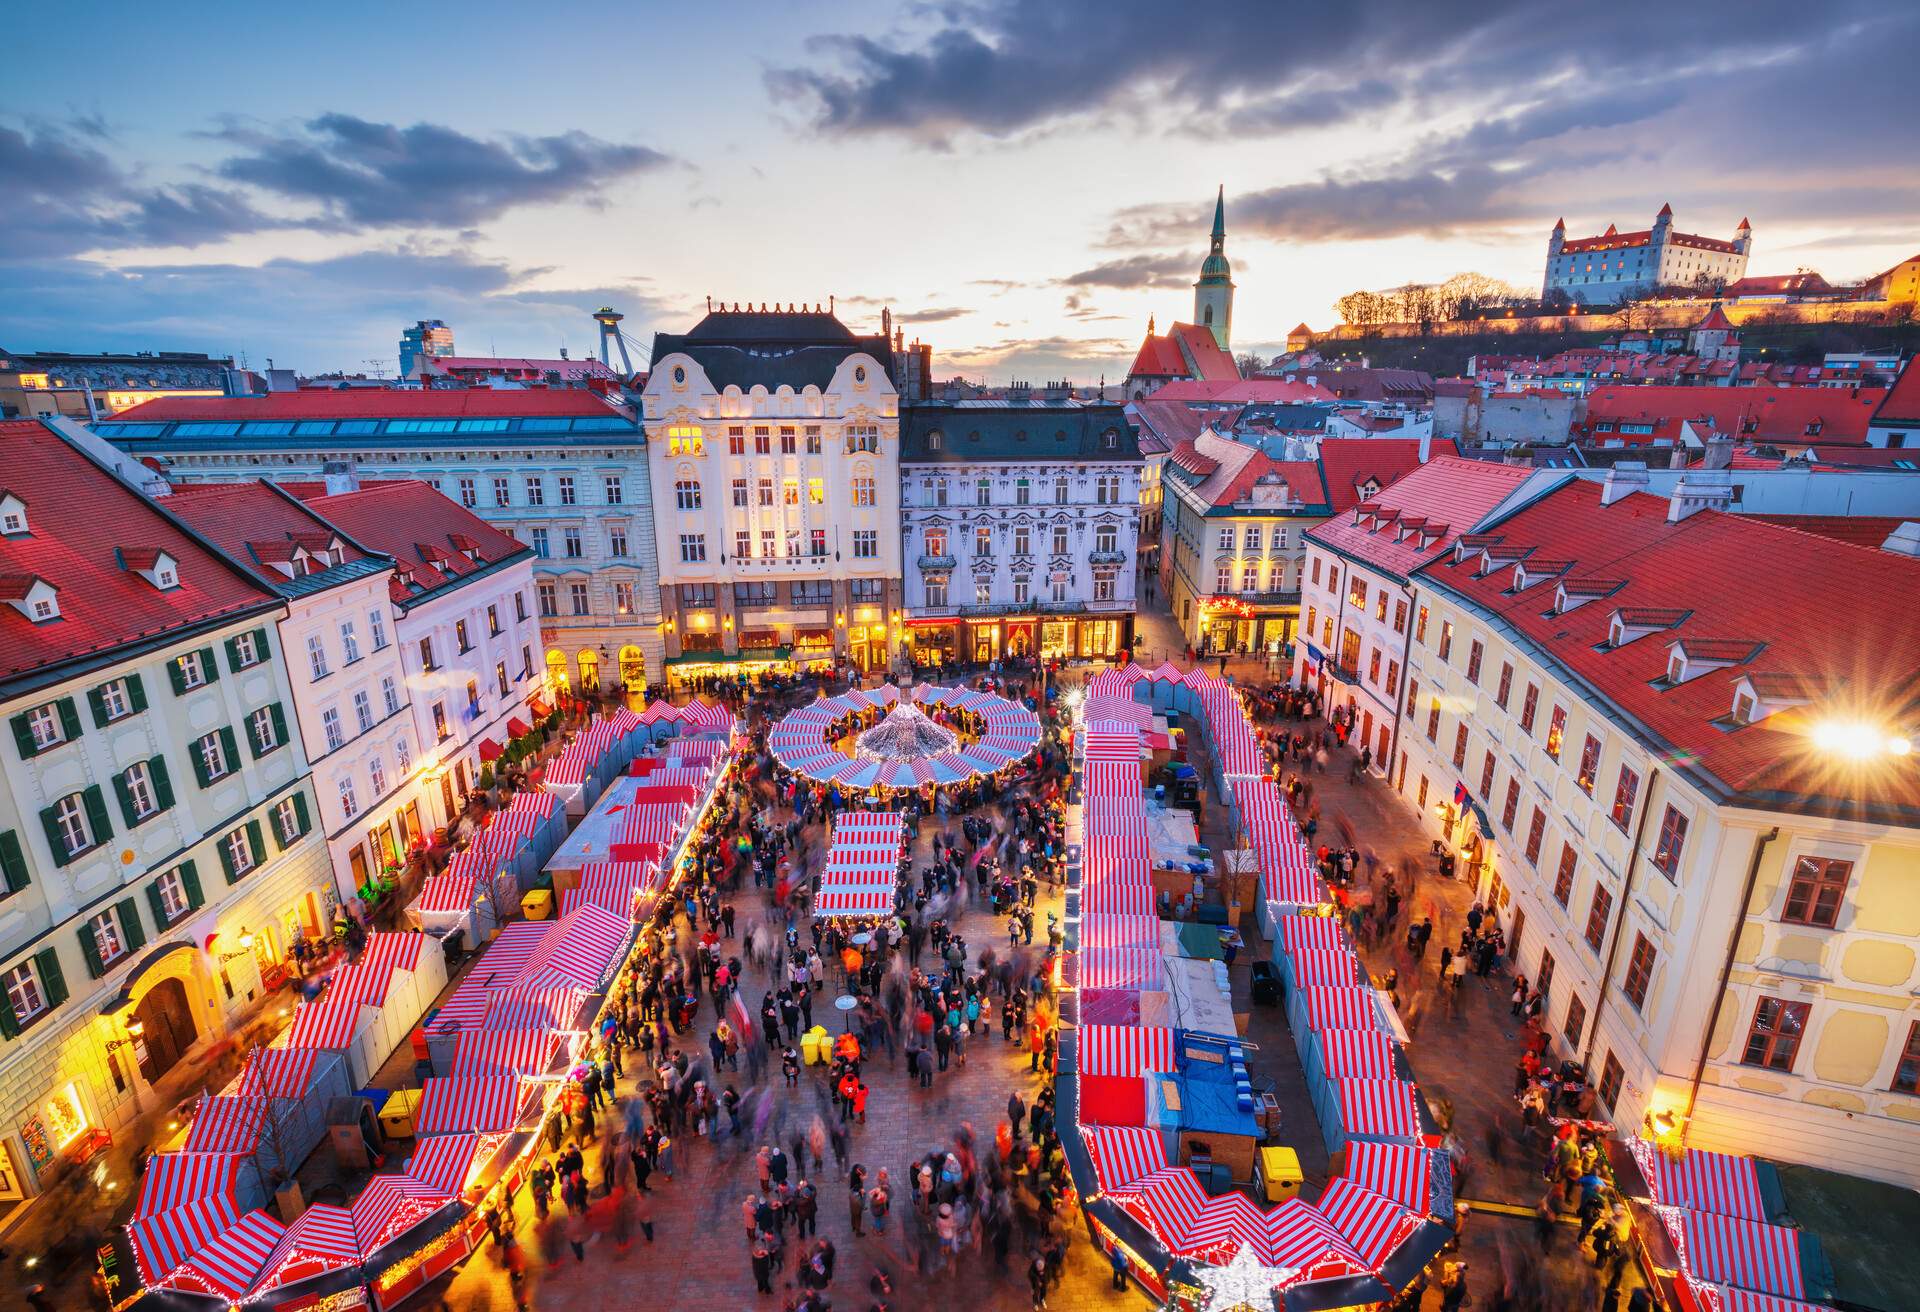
[
  {"left": 134, "top": 977, "right": 198, "bottom": 1084},
  {"left": 348, "top": 845, "right": 370, "bottom": 892}
]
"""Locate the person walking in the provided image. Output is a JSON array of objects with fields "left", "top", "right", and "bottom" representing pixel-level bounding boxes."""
[
  {"left": 848, "top": 1164, "right": 868, "bottom": 1235},
  {"left": 869, "top": 1169, "right": 891, "bottom": 1233}
]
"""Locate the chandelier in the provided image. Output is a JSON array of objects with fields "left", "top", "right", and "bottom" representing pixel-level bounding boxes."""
[{"left": 854, "top": 701, "right": 960, "bottom": 762}]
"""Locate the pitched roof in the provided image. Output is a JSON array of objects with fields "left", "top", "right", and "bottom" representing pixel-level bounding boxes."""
[
  {"left": 108, "top": 389, "right": 623, "bottom": 423},
  {"left": 1127, "top": 330, "right": 1188, "bottom": 379},
  {"left": 1871, "top": 356, "right": 1920, "bottom": 428},
  {"left": 1126, "top": 322, "right": 1239, "bottom": 383},
  {"left": 1691, "top": 304, "right": 1738, "bottom": 333},
  {"left": 421, "top": 355, "right": 620, "bottom": 381},
  {"left": 290, "top": 480, "right": 530, "bottom": 607},
  {"left": 1147, "top": 378, "right": 1334, "bottom": 406},
  {"left": 1416, "top": 479, "right": 1920, "bottom": 823},
  {"left": 649, "top": 307, "right": 891, "bottom": 391},
  {"left": 1307, "top": 456, "right": 1540, "bottom": 580},
  {"left": 899, "top": 402, "right": 1137, "bottom": 463},
  {"left": 1316, "top": 439, "right": 1457, "bottom": 513},
  {"left": 0, "top": 419, "right": 280, "bottom": 690},
  {"left": 163, "top": 481, "right": 383, "bottom": 591},
  {"left": 1746, "top": 515, "right": 1915, "bottom": 549},
  {"left": 1580, "top": 385, "right": 1886, "bottom": 444},
  {"left": 1127, "top": 399, "right": 1215, "bottom": 453},
  {"left": 1174, "top": 434, "right": 1452, "bottom": 515}
]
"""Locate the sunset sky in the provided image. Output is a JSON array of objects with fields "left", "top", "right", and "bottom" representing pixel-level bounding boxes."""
[{"left": 4, "top": 1, "right": 1915, "bottom": 382}]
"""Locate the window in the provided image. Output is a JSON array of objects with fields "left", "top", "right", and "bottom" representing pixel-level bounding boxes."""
[
  {"left": 155, "top": 866, "right": 193, "bottom": 922},
  {"left": 1584, "top": 885, "right": 1612, "bottom": 951},
  {"left": 465, "top": 678, "right": 481, "bottom": 715},
  {"left": 1576, "top": 735, "right": 1601, "bottom": 793},
  {"left": 977, "top": 479, "right": 992, "bottom": 507},
  {"left": 1598, "top": 1052, "right": 1624, "bottom": 1111},
  {"left": 780, "top": 427, "right": 796, "bottom": 454},
  {"left": 1426, "top": 699, "right": 1441, "bottom": 743},
  {"left": 757, "top": 478, "right": 774, "bottom": 507},
  {"left": 1013, "top": 578, "right": 1029, "bottom": 604},
  {"left": 1094, "top": 576, "right": 1115, "bottom": 602},
  {"left": 614, "top": 582, "right": 634, "bottom": 615},
  {"left": 810, "top": 529, "right": 827, "bottom": 557},
  {"left": 1437, "top": 621, "right": 1454, "bottom": 661},
  {"left": 1466, "top": 640, "right": 1484, "bottom": 684},
  {"left": 731, "top": 478, "right": 748, "bottom": 507},
  {"left": 1742, "top": 997, "right": 1809, "bottom": 1072},
  {"left": 1311, "top": 557, "right": 1322, "bottom": 585},
  {"left": 369, "top": 749, "right": 389, "bottom": 795},
  {"left": 224, "top": 825, "right": 259, "bottom": 879},
  {"left": 1893, "top": 1023, "right": 1920, "bottom": 1095},
  {"left": 322, "top": 708, "right": 344, "bottom": 752},
  {"left": 1610, "top": 764, "right": 1640, "bottom": 831},
  {"left": 1405, "top": 678, "right": 1419, "bottom": 719},
  {"left": 1479, "top": 751, "right": 1496, "bottom": 800},
  {"left": 530, "top": 527, "right": 550, "bottom": 558},
  {"left": 1545, "top": 705, "right": 1566, "bottom": 759},
  {"left": 853, "top": 530, "right": 878, "bottom": 559},
  {"left": 1055, "top": 477, "right": 1069, "bottom": 504},
  {"left": 1524, "top": 808, "right": 1546, "bottom": 864},
  {"left": 1097, "top": 475, "right": 1120, "bottom": 504},
  {"left": 1520, "top": 684, "right": 1539, "bottom": 734},
  {"left": 305, "top": 635, "right": 328, "bottom": 680},
  {"left": 1016, "top": 478, "right": 1031, "bottom": 506},
  {"left": 1782, "top": 856, "right": 1851, "bottom": 928},
  {"left": 805, "top": 426, "right": 822, "bottom": 454},
  {"left": 1014, "top": 527, "right": 1031, "bottom": 556},
  {"left": 352, "top": 689, "right": 374, "bottom": 734},
  {"left": 492, "top": 476, "right": 511, "bottom": 507},
  {"left": 1052, "top": 524, "right": 1069, "bottom": 555},
  {"left": 759, "top": 530, "right": 774, "bottom": 559},
  {"left": 1652, "top": 806, "right": 1688, "bottom": 879},
  {"left": 975, "top": 582, "right": 991, "bottom": 606},
  {"left": 557, "top": 475, "right": 576, "bottom": 506},
  {"left": 20, "top": 701, "right": 70, "bottom": 752},
  {"left": 563, "top": 527, "right": 582, "bottom": 559},
  {"left": 514, "top": 592, "right": 526, "bottom": 624},
  {"left": 1563, "top": 993, "right": 1587, "bottom": 1047},
  {"left": 609, "top": 527, "right": 628, "bottom": 558},
  {"left": 675, "top": 480, "right": 702, "bottom": 510},
  {"left": 783, "top": 478, "right": 800, "bottom": 507},
  {"left": 1623, "top": 934, "right": 1656, "bottom": 1010},
  {"left": 196, "top": 729, "right": 235, "bottom": 781},
  {"left": 418, "top": 636, "right": 436, "bottom": 671},
  {"left": 229, "top": 631, "right": 263, "bottom": 671},
  {"left": 455, "top": 475, "right": 477, "bottom": 508},
  {"left": 396, "top": 737, "right": 411, "bottom": 772},
  {"left": 1392, "top": 600, "right": 1407, "bottom": 634},
  {"left": 524, "top": 476, "right": 545, "bottom": 506},
  {"left": 486, "top": 603, "right": 501, "bottom": 638},
  {"left": 852, "top": 476, "right": 876, "bottom": 507},
  {"left": 448, "top": 619, "right": 469, "bottom": 655},
  {"left": 734, "top": 530, "right": 751, "bottom": 560},
  {"left": 4, "top": 959, "right": 50, "bottom": 1026},
  {"left": 570, "top": 583, "right": 589, "bottom": 615},
  {"left": 1496, "top": 663, "right": 1513, "bottom": 709},
  {"left": 604, "top": 475, "right": 624, "bottom": 504},
  {"left": 1537, "top": 949, "right": 1555, "bottom": 1001},
  {"left": 1348, "top": 576, "right": 1367, "bottom": 608},
  {"left": 754, "top": 427, "right": 771, "bottom": 455},
  {"left": 1501, "top": 779, "right": 1520, "bottom": 832},
  {"left": 431, "top": 702, "right": 449, "bottom": 740},
  {"left": 680, "top": 534, "right": 707, "bottom": 564},
  {"left": 1451, "top": 723, "right": 1468, "bottom": 768},
  {"left": 727, "top": 427, "right": 745, "bottom": 455},
  {"left": 1553, "top": 844, "right": 1577, "bottom": 906},
  {"left": 1095, "top": 524, "right": 1117, "bottom": 554},
  {"left": 537, "top": 582, "right": 557, "bottom": 617},
  {"left": 1415, "top": 605, "right": 1428, "bottom": 643},
  {"left": 338, "top": 774, "right": 358, "bottom": 819},
  {"left": 247, "top": 704, "right": 284, "bottom": 757}
]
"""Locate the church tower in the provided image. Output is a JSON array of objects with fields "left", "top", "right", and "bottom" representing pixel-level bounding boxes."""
[{"left": 1193, "top": 185, "right": 1234, "bottom": 352}]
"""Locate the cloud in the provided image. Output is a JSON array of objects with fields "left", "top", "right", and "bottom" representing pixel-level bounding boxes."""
[
  {"left": 1059, "top": 253, "right": 1191, "bottom": 290},
  {"left": 213, "top": 114, "right": 672, "bottom": 229},
  {"left": 896, "top": 306, "right": 970, "bottom": 323},
  {"left": 940, "top": 333, "right": 1134, "bottom": 381}
]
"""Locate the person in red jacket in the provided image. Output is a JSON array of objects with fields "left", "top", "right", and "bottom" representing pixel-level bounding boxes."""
[{"left": 851, "top": 1080, "right": 869, "bottom": 1124}]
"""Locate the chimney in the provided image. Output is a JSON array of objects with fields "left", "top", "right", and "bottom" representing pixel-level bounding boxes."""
[
  {"left": 1599, "top": 463, "right": 1650, "bottom": 506},
  {"left": 1418, "top": 431, "right": 1432, "bottom": 463},
  {"left": 322, "top": 459, "right": 360, "bottom": 496},
  {"left": 1667, "top": 470, "right": 1733, "bottom": 522},
  {"left": 1881, "top": 522, "right": 1920, "bottom": 558},
  {"left": 1008, "top": 380, "right": 1031, "bottom": 403}
]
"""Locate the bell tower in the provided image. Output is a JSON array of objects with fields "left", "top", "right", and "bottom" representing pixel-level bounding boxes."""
[{"left": 1193, "top": 185, "right": 1234, "bottom": 352}]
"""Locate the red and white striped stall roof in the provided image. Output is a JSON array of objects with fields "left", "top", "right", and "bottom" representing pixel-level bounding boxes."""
[
  {"left": 1299, "top": 986, "right": 1383, "bottom": 1032},
  {"left": 1081, "top": 759, "right": 1142, "bottom": 799},
  {"left": 235, "top": 1047, "right": 317, "bottom": 1099},
  {"left": 161, "top": 1208, "right": 286, "bottom": 1300},
  {"left": 423, "top": 921, "right": 551, "bottom": 1035},
  {"left": 137, "top": 1152, "right": 240, "bottom": 1215},
  {"left": 1084, "top": 695, "right": 1151, "bottom": 727},
  {"left": 680, "top": 698, "right": 734, "bottom": 731},
  {"left": 1083, "top": 1126, "right": 1167, "bottom": 1193},
  {"left": 250, "top": 1203, "right": 361, "bottom": 1294},
  {"left": 184, "top": 1095, "right": 267, "bottom": 1153},
  {"left": 1314, "top": 1028, "right": 1398, "bottom": 1078},
  {"left": 620, "top": 802, "right": 691, "bottom": 847},
  {"left": 350, "top": 1175, "right": 454, "bottom": 1253},
  {"left": 1082, "top": 730, "right": 1143, "bottom": 763},
  {"left": 415, "top": 873, "right": 478, "bottom": 914},
  {"left": 1287, "top": 948, "right": 1363, "bottom": 986},
  {"left": 1688, "top": 1282, "right": 1828, "bottom": 1312},
  {"left": 1260, "top": 1197, "right": 1370, "bottom": 1276},
  {"left": 1279, "top": 916, "right": 1345, "bottom": 953},
  {"left": 1081, "top": 882, "right": 1157, "bottom": 916},
  {"left": 1082, "top": 833, "right": 1150, "bottom": 882},
  {"left": 281, "top": 994, "right": 365, "bottom": 1050},
  {"left": 1121, "top": 1168, "right": 1211, "bottom": 1242},
  {"left": 1078, "top": 913, "right": 1160, "bottom": 950},
  {"left": 129, "top": 1153, "right": 243, "bottom": 1283},
  {"left": 562, "top": 862, "right": 660, "bottom": 918},
  {"left": 1669, "top": 1210, "right": 1806, "bottom": 1300},
  {"left": 1078, "top": 1025, "right": 1177, "bottom": 1076},
  {"left": 815, "top": 888, "right": 895, "bottom": 917},
  {"left": 1334, "top": 1078, "right": 1423, "bottom": 1141},
  {"left": 515, "top": 903, "right": 630, "bottom": 989},
  {"left": 505, "top": 789, "right": 556, "bottom": 819},
  {"left": 1340, "top": 1141, "right": 1434, "bottom": 1212},
  {"left": 451, "top": 1028, "right": 562, "bottom": 1077},
  {"left": 481, "top": 986, "right": 584, "bottom": 1032},
  {"left": 1314, "top": 1178, "right": 1419, "bottom": 1267},
  {"left": 1635, "top": 1143, "right": 1769, "bottom": 1221},
  {"left": 418, "top": 1076, "right": 528, "bottom": 1134},
  {"left": 407, "top": 1131, "right": 507, "bottom": 1196},
  {"left": 835, "top": 811, "right": 904, "bottom": 835},
  {"left": 1086, "top": 664, "right": 1148, "bottom": 694},
  {"left": 1078, "top": 948, "right": 1166, "bottom": 991}
]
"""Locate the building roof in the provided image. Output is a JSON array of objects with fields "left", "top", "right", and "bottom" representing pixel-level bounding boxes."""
[
  {"left": 1416, "top": 478, "right": 1920, "bottom": 823},
  {"left": 0, "top": 349, "right": 233, "bottom": 390},
  {"left": 0, "top": 419, "right": 281, "bottom": 692},
  {"left": 1747, "top": 515, "right": 1916, "bottom": 549},
  {"left": 1172, "top": 433, "right": 1452, "bottom": 516},
  {"left": 1580, "top": 385, "right": 1887, "bottom": 444},
  {"left": 1691, "top": 304, "right": 1738, "bottom": 333},
  {"left": 420, "top": 355, "right": 620, "bottom": 382},
  {"left": 1870, "top": 356, "right": 1920, "bottom": 428},
  {"left": 162, "top": 480, "right": 391, "bottom": 595},
  {"left": 1307, "top": 456, "right": 1540, "bottom": 580},
  {"left": 106, "top": 389, "right": 625, "bottom": 423},
  {"left": 1127, "top": 398, "right": 1215, "bottom": 454},
  {"left": 1722, "top": 272, "right": 1833, "bottom": 298},
  {"left": 1291, "top": 367, "right": 1435, "bottom": 404},
  {"left": 289, "top": 480, "right": 531, "bottom": 608},
  {"left": 650, "top": 306, "right": 891, "bottom": 391},
  {"left": 900, "top": 402, "right": 1138, "bottom": 463},
  {"left": 1126, "top": 322, "right": 1239, "bottom": 384},
  {"left": 1148, "top": 378, "right": 1334, "bottom": 406}
]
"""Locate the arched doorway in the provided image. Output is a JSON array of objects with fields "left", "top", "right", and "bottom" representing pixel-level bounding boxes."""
[
  {"left": 576, "top": 648, "right": 600, "bottom": 693},
  {"left": 618, "top": 645, "right": 644, "bottom": 689},
  {"left": 545, "top": 650, "right": 570, "bottom": 694},
  {"left": 134, "top": 977, "right": 198, "bottom": 1084}
]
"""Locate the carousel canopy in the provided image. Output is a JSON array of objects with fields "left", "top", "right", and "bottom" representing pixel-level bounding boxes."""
[{"left": 768, "top": 683, "right": 1041, "bottom": 792}]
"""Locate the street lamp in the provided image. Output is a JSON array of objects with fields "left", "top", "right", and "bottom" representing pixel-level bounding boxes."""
[{"left": 218, "top": 928, "right": 256, "bottom": 964}]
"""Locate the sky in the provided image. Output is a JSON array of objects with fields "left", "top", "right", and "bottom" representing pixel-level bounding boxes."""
[{"left": 3, "top": 1, "right": 1916, "bottom": 384}]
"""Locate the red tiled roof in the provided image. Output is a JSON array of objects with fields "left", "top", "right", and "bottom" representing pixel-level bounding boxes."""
[
  {"left": 1169, "top": 323, "right": 1241, "bottom": 383},
  {"left": 292, "top": 480, "right": 529, "bottom": 604},
  {"left": 1581, "top": 385, "right": 1886, "bottom": 444},
  {"left": 1127, "top": 331, "right": 1188, "bottom": 380},
  {"left": 1417, "top": 479, "right": 1920, "bottom": 819},
  {"left": 0, "top": 420, "right": 279, "bottom": 686},
  {"left": 1747, "top": 515, "right": 1913, "bottom": 548},
  {"left": 1307, "top": 456, "right": 1537, "bottom": 580},
  {"left": 1148, "top": 378, "right": 1335, "bottom": 405},
  {"left": 1692, "top": 304, "right": 1737, "bottom": 333},
  {"left": 1129, "top": 399, "right": 1216, "bottom": 453},
  {"left": 1871, "top": 356, "right": 1920, "bottom": 427},
  {"left": 1560, "top": 229, "right": 1653, "bottom": 255},
  {"left": 107, "top": 389, "right": 625, "bottom": 424},
  {"left": 1723, "top": 272, "right": 1832, "bottom": 298},
  {"left": 1314, "top": 439, "right": 1458, "bottom": 514},
  {"left": 423, "top": 355, "right": 619, "bottom": 380},
  {"left": 164, "top": 481, "right": 375, "bottom": 589}
]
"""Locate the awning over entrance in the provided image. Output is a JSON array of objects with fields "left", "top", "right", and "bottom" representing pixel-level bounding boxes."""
[
  {"left": 508, "top": 717, "right": 532, "bottom": 737},
  {"left": 478, "top": 738, "right": 505, "bottom": 763}
]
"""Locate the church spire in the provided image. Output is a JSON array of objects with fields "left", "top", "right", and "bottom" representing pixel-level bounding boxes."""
[
  {"left": 1211, "top": 184, "right": 1226, "bottom": 242},
  {"left": 1194, "top": 185, "right": 1233, "bottom": 352}
]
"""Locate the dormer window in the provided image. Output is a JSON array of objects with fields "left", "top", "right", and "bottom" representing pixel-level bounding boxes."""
[
  {"left": 123, "top": 549, "right": 179, "bottom": 591},
  {"left": 1, "top": 575, "right": 60, "bottom": 624},
  {"left": 1667, "top": 651, "right": 1688, "bottom": 684},
  {"left": 1732, "top": 692, "right": 1756, "bottom": 724},
  {"left": 0, "top": 493, "right": 26, "bottom": 536}
]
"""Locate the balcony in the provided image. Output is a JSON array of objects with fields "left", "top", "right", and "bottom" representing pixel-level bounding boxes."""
[
  {"left": 1089, "top": 549, "right": 1127, "bottom": 566},
  {"left": 917, "top": 553, "right": 957, "bottom": 571}
]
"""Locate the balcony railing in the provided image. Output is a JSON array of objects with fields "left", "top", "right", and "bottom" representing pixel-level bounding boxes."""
[
  {"left": 917, "top": 553, "right": 957, "bottom": 570},
  {"left": 1089, "top": 549, "right": 1127, "bottom": 565}
]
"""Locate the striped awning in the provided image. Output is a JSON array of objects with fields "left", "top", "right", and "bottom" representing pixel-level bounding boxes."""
[
  {"left": 1260, "top": 1197, "right": 1370, "bottom": 1276},
  {"left": 406, "top": 1131, "right": 505, "bottom": 1196},
  {"left": 128, "top": 1153, "right": 243, "bottom": 1283},
  {"left": 1081, "top": 882, "right": 1156, "bottom": 916},
  {"left": 1314, "top": 1028, "right": 1397, "bottom": 1078},
  {"left": 1333, "top": 1078, "right": 1422, "bottom": 1141},
  {"left": 251, "top": 1203, "right": 361, "bottom": 1294},
  {"left": 1081, "top": 759, "right": 1142, "bottom": 798},
  {"left": 1082, "top": 729, "right": 1143, "bottom": 762},
  {"left": 1314, "top": 1178, "right": 1419, "bottom": 1267},
  {"left": 417, "top": 1076, "right": 528, "bottom": 1134},
  {"left": 281, "top": 994, "right": 365, "bottom": 1050},
  {"left": 1078, "top": 913, "right": 1160, "bottom": 951},
  {"left": 1078, "top": 948, "right": 1165, "bottom": 991},
  {"left": 1287, "top": 948, "right": 1363, "bottom": 987},
  {"left": 415, "top": 874, "right": 477, "bottom": 914},
  {"left": 162, "top": 1208, "right": 287, "bottom": 1301},
  {"left": 815, "top": 887, "right": 895, "bottom": 917},
  {"left": 424, "top": 921, "right": 550, "bottom": 1035},
  {"left": 481, "top": 986, "right": 584, "bottom": 1032},
  {"left": 184, "top": 1095, "right": 267, "bottom": 1153},
  {"left": 1341, "top": 1141, "right": 1434, "bottom": 1213},
  {"left": 561, "top": 862, "right": 659, "bottom": 918},
  {"left": 235, "top": 1047, "right": 317, "bottom": 1098},
  {"left": 1634, "top": 1143, "right": 1769, "bottom": 1220},
  {"left": 1688, "top": 1282, "right": 1828, "bottom": 1312},
  {"left": 835, "top": 811, "right": 903, "bottom": 835},
  {"left": 451, "top": 1027, "right": 562, "bottom": 1077},
  {"left": 515, "top": 903, "right": 630, "bottom": 990},
  {"left": 1279, "top": 916, "right": 1345, "bottom": 954},
  {"left": 1299, "top": 986, "right": 1383, "bottom": 1032},
  {"left": 620, "top": 802, "right": 691, "bottom": 847},
  {"left": 1082, "top": 833, "right": 1149, "bottom": 882},
  {"left": 1086, "top": 664, "right": 1148, "bottom": 694},
  {"left": 1670, "top": 1210, "right": 1806, "bottom": 1300},
  {"left": 1084, "top": 1126, "right": 1167, "bottom": 1194},
  {"left": 351, "top": 1175, "right": 454, "bottom": 1254},
  {"left": 1078, "top": 1025, "right": 1177, "bottom": 1077},
  {"left": 680, "top": 699, "right": 734, "bottom": 731}
]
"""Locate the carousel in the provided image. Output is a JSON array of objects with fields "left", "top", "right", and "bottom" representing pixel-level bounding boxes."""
[{"left": 767, "top": 683, "right": 1041, "bottom": 790}]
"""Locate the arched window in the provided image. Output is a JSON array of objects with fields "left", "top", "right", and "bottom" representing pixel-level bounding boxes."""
[
  {"left": 577, "top": 648, "right": 600, "bottom": 691},
  {"left": 1203, "top": 305, "right": 1214, "bottom": 326},
  {"left": 545, "top": 649, "right": 570, "bottom": 692},
  {"left": 618, "top": 645, "right": 645, "bottom": 686}
]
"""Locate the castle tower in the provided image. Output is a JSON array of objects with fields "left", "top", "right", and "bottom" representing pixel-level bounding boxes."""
[
  {"left": 1734, "top": 216, "right": 1752, "bottom": 256},
  {"left": 1548, "top": 217, "right": 1566, "bottom": 257},
  {"left": 1193, "top": 185, "right": 1234, "bottom": 352}
]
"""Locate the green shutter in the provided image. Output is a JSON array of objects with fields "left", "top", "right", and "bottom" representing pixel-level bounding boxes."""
[
  {"left": 112, "top": 771, "right": 138, "bottom": 829},
  {"left": 36, "top": 947, "right": 67, "bottom": 1009},
  {"left": 39, "top": 805, "right": 71, "bottom": 868},
  {"left": 77, "top": 923, "right": 106, "bottom": 980},
  {"left": 224, "top": 636, "right": 243, "bottom": 672},
  {"left": 56, "top": 698, "right": 81, "bottom": 741},
  {"left": 190, "top": 737, "right": 211, "bottom": 788},
  {"left": 251, "top": 629, "right": 269, "bottom": 664},
  {"left": 88, "top": 687, "right": 111, "bottom": 728},
  {"left": 179, "top": 859, "right": 203, "bottom": 910},
  {"left": 219, "top": 728, "right": 238, "bottom": 774},
  {"left": 0, "top": 995, "right": 17, "bottom": 1039},
  {"left": 167, "top": 657, "right": 187, "bottom": 695},
  {"left": 149, "top": 756, "right": 174, "bottom": 812},
  {"left": 269, "top": 703, "right": 287, "bottom": 749},
  {"left": 10, "top": 713, "right": 39, "bottom": 760},
  {"left": 246, "top": 819, "right": 265, "bottom": 866},
  {"left": 127, "top": 673, "right": 147, "bottom": 713},
  {"left": 199, "top": 647, "right": 220, "bottom": 684},
  {"left": 146, "top": 880, "right": 170, "bottom": 928},
  {"left": 292, "top": 791, "right": 311, "bottom": 836},
  {"left": 81, "top": 785, "right": 111, "bottom": 847},
  {"left": 0, "top": 831, "right": 26, "bottom": 892},
  {"left": 218, "top": 831, "right": 238, "bottom": 883},
  {"left": 116, "top": 898, "right": 145, "bottom": 954}
]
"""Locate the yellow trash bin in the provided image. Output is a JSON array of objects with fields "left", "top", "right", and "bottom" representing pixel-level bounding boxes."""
[
  {"left": 379, "top": 1088, "right": 422, "bottom": 1140},
  {"left": 521, "top": 888, "right": 553, "bottom": 921},
  {"left": 1258, "top": 1145, "right": 1303, "bottom": 1203}
]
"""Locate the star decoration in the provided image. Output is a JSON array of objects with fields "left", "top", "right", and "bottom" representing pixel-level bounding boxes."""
[{"left": 1191, "top": 1243, "right": 1296, "bottom": 1312}]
